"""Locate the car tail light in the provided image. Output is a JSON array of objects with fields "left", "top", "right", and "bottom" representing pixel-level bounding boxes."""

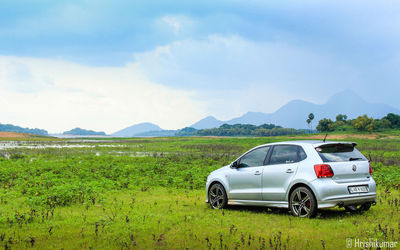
[
  {"left": 314, "top": 164, "right": 334, "bottom": 178},
  {"left": 369, "top": 163, "right": 373, "bottom": 175}
]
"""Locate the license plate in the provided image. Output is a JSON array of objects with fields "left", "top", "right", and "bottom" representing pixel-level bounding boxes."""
[{"left": 348, "top": 185, "right": 368, "bottom": 194}]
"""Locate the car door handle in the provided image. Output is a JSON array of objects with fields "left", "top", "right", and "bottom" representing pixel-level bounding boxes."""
[
  {"left": 254, "top": 170, "right": 261, "bottom": 175},
  {"left": 286, "top": 169, "right": 294, "bottom": 173}
]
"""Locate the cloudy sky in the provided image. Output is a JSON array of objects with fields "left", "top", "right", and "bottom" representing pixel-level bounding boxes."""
[{"left": 1, "top": 0, "right": 399, "bottom": 133}]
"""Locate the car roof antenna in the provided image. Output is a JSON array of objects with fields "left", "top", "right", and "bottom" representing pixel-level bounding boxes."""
[{"left": 323, "top": 133, "right": 328, "bottom": 142}]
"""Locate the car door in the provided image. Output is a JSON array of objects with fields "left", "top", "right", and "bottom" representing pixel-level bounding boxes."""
[
  {"left": 262, "top": 145, "right": 303, "bottom": 201},
  {"left": 228, "top": 146, "right": 270, "bottom": 200}
]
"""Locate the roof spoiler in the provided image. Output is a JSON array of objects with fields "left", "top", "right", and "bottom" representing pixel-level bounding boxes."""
[{"left": 314, "top": 141, "right": 357, "bottom": 148}]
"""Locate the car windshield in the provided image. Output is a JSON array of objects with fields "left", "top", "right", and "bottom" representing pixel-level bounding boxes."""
[{"left": 315, "top": 143, "right": 367, "bottom": 162}]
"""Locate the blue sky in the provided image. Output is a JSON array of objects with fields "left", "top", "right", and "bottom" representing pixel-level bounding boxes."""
[{"left": 0, "top": 0, "right": 399, "bottom": 132}]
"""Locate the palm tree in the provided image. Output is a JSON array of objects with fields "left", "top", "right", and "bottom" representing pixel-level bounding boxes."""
[
  {"left": 308, "top": 113, "right": 315, "bottom": 132},
  {"left": 306, "top": 118, "right": 311, "bottom": 133}
]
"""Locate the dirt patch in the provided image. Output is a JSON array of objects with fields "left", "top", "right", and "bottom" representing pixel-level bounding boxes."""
[
  {"left": 0, "top": 132, "right": 32, "bottom": 138},
  {"left": 377, "top": 135, "right": 400, "bottom": 140}
]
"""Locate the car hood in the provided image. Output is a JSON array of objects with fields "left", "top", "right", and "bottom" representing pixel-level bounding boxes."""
[{"left": 209, "top": 165, "right": 230, "bottom": 176}]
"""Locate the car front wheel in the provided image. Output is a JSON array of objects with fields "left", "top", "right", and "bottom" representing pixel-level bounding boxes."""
[
  {"left": 208, "top": 183, "right": 227, "bottom": 209},
  {"left": 289, "top": 187, "right": 317, "bottom": 218}
]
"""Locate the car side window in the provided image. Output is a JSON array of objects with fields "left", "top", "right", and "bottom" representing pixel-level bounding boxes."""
[
  {"left": 298, "top": 146, "right": 307, "bottom": 161},
  {"left": 239, "top": 147, "right": 270, "bottom": 168},
  {"left": 269, "top": 145, "right": 299, "bottom": 165}
]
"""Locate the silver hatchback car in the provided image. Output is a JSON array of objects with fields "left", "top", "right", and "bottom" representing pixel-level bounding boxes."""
[{"left": 206, "top": 141, "right": 377, "bottom": 217}]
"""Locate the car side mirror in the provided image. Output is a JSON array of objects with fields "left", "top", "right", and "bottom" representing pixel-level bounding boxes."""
[
  {"left": 237, "top": 163, "right": 246, "bottom": 168},
  {"left": 231, "top": 161, "right": 238, "bottom": 168}
]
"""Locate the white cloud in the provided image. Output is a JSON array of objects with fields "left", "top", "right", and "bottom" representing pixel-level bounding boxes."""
[
  {"left": 0, "top": 55, "right": 206, "bottom": 133},
  {"left": 133, "top": 34, "right": 359, "bottom": 116},
  {"left": 156, "top": 15, "right": 196, "bottom": 35},
  {"left": 2, "top": 32, "right": 397, "bottom": 134},
  {"left": 162, "top": 16, "right": 182, "bottom": 33},
  {"left": 0, "top": 60, "right": 54, "bottom": 93}
]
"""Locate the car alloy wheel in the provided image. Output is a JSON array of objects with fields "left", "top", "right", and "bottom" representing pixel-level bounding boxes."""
[
  {"left": 290, "top": 187, "right": 317, "bottom": 217},
  {"left": 209, "top": 183, "right": 227, "bottom": 209}
]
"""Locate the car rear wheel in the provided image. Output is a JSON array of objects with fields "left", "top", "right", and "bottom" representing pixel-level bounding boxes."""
[
  {"left": 345, "top": 203, "right": 371, "bottom": 212},
  {"left": 208, "top": 183, "right": 227, "bottom": 209},
  {"left": 290, "top": 187, "right": 317, "bottom": 218}
]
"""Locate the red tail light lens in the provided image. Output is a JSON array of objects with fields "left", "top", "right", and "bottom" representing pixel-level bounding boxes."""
[
  {"left": 314, "top": 164, "right": 334, "bottom": 178},
  {"left": 369, "top": 163, "right": 373, "bottom": 175}
]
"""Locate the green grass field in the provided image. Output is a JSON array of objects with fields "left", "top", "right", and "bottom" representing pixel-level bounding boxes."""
[{"left": 0, "top": 134, "right": 399, "bottom": 249}]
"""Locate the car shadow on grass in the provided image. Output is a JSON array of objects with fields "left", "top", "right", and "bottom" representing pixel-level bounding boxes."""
[
  {"left": 315, "top": 208, "right": 367, "bottom": 219},
  {"left": 224, "top": 205, "right": 365, "bottom": 219},
  {"left": 224, "top": 205, "right": 288, "bottom": 215}
]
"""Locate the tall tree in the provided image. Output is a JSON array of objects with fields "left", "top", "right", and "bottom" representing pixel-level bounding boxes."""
[
  {"left": 335, "top": 114, "right": 348, "bottom": 122},
  {"left": 306, "top": 118, "right": 311, "bottom": 133},
  {"left": 352, "top": 114, "right": 376, "bottom": 132},
  {"left": 316, "top": 118, "right": 334, "bottom": 132},
  {"left": 308, "top": 113, "right": 315, "bottom": 132},
  {"left": 384, "top": 113, "right": 400, "bottom": 129}
]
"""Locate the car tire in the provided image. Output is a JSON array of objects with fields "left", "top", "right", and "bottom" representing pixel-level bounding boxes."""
[
  {"left": 208, "top": 183, "right": 228, "bottom": 209},
  {"left": 345, "top": 203, "right": 371, "bottom": 212},
  {"left": 289, "top": 187, "right": 317, "bottom": 218}
]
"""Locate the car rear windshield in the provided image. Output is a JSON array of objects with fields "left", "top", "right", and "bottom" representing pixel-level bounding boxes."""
[{"left": 315, "top": 143, "right": 367, "bottom": 162}]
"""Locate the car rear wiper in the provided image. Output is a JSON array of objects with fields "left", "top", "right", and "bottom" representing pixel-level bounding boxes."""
[{"left": 349, "top": 157, "right": 362, "bottom": 161}]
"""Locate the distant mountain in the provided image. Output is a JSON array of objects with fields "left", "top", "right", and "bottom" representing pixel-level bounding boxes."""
[
  {"left": 191, "top": 90, "right": 400, "bottom": 129},
  {"left": 112, "top": 122, "right": 162, "bottom": 137},
  {"left": 190, "top": 116, "right": 224, "bottom": 129},
  {"left": 63, "top": 127, "right": 106, "bottom": 136},
  {"left": 228, "top": 112, "right": 273, "bottom": 125},
  {"left": 134, "top": 130, "right": 177, "bottom": 137},
  {"left": 0, "top": 123, "right": 48, "bottom": 135}
]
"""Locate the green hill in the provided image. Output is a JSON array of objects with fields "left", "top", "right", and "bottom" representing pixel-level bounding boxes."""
[
  {"left": 63, "top": 127, "right": 106, "bottom": 136},
  {"left": 0, "top": 123, "right": 48, "bottom": 135}
]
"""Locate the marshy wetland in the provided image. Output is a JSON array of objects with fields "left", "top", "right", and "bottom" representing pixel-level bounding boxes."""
[{"left": 0, "top": 135, "right": 399, "bottom": 249}]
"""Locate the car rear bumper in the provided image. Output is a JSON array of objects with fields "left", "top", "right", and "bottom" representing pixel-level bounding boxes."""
[
  {"left": 310, "top": 177, "right": 377, "bottom": 209},
  {"left": 317, "top": 193, "right": 377, "bottom": 208}
]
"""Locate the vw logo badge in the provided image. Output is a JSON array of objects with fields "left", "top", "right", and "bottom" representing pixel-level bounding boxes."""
[{"left": 352, "top": 165, "right": 357, "bottom": 172}]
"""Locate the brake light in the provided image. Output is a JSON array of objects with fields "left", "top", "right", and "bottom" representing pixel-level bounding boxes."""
[
  {"left": 369, "top": 163, "right": 373, "bottom": 175},
  {"left": 314, "top": 164, "right": 334, "bottom": 178}
]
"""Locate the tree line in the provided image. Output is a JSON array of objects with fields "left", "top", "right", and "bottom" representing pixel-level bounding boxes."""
[
  {"left": 176, "top": 124, "right": 306, "bottom": 137},
  {"left": 316, "top": 113, "right": 400, "bottom": 132},
  {"left": 176, "top": 112, "right": 400, "bottom": 137}
]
